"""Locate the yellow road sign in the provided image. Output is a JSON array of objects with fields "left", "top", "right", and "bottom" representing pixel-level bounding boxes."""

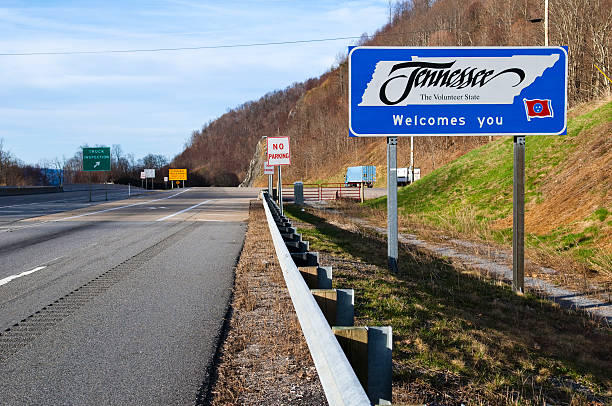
[{"left": 169, "top": 169, "right": 187, "bottom": 181}]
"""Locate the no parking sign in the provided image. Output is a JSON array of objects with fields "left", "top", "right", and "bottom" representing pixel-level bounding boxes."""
[{"left": 266, "top": 137, "right": 290, "bottom": 166}]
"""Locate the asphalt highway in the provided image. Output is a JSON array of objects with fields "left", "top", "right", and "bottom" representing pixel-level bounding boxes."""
[{"left": 0, "top": 187, "right": 259, "bottom": 405}]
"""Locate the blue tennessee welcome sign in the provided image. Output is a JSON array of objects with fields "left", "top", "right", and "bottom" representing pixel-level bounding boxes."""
[{"left": 348, "top": 46, "right": 567, "bottom": 136}]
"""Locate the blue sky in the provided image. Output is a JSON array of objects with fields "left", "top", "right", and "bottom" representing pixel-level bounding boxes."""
[{"left": 0, "top": 1, "right": 389, "bottom": 164}]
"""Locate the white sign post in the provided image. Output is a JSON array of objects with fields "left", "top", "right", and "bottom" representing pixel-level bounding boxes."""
[
  {"left": 267, "top": 137, "right": 290, "bottom": 215},
  {"left": 264, "top": 163, "right": 274, "bottom": 197},
  {"left": 140, "top": 171, "right": 146, "bottom": 189}
]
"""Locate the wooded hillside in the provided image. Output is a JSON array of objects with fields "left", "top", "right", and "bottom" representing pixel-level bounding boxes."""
[{"left": 172, "top": 0, "right": 612, "bottom": 186}]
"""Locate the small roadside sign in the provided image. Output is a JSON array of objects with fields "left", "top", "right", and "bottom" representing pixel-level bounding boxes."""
[
  {"left": 144, "top": 169, "right": 155, "bottom": 178},
  {"left": 164, "top": 176, "right": 168, "bottom": 182},
  {"left": 82, "top": 147, "right": 111, "bottom": 171},
  {"left": 140, "top": 171, "right": 146, "bottom": 179},
  {"left": 263, "top": 163, "right": 274, "bottom": 175},
  {"left": 267, "top": 136, "right": 290, "bottom": 166},
  {"left": 169, "top": 169, "right": 187, "bottom": 181}
]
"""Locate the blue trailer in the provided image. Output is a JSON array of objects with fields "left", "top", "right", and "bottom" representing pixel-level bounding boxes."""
[{"left": 344, "top": 166, "right": 376, "bottom": 188}]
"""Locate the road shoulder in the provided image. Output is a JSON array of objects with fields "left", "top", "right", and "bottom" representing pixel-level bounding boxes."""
[{"left": 209, "top": 200, "right": 327, "bottom": 405}]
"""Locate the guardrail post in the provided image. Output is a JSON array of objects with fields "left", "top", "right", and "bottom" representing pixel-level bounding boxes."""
[
  {"left": 333, "top": 326, "right": 393, "bottom": 405},
  {"left": 311, "top": 289, "right": 354, "bottom": 327},
  {"left": 286, "top": 240, "right": 309, "bottom": 253},
  {"left": 318, "top": 266, "right": 332, "bottom": 289},
  {"left": 299, "top": 266, "right": 332, "bottom": 289},
  {"left": 290, "top": 251, "right": 319, "bottom": 267},
  {"left": 294, "top": 181, "right": 304, "bottom": 206},
  {"left": 368, "top": 327, "right": 392, "bottom": 405}
]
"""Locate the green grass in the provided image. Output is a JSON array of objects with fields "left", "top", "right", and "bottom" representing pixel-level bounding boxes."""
[
  {"left": 594, "top": 207, "right": 609, "bottom": 223},
  {"left": 365, "top": 100, "right": 612, "bottom": 267},
  {"left": 285, "top": 204, "right": 612, "bottom": 405}
]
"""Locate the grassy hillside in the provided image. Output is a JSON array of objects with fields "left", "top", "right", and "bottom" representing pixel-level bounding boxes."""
[{"left": 367, "top": 99, "right": 612, "bottom": 273}]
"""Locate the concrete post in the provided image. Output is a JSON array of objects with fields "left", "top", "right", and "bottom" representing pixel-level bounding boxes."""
[{"left": 294, "top": 181, "right": 304, "bottom": 206}]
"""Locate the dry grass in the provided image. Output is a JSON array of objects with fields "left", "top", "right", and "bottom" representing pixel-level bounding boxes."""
[
  {"left": 285, "top": 203, "right": 612, "bottom": 406},
  {"left": 209, "top": 201, "right": 326, "bottom": 405},
  {"left": 329, "top": 197, "right": 612, "bottom": 304}
]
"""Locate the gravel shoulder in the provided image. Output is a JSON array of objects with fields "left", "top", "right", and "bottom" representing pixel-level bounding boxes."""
[{"left": 209, "top": 200, "right": 327, "bottom": 405}]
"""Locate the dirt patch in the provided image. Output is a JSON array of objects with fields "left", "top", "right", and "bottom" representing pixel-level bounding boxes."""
[
  {"left": 209, "top": 200, "right": 327, "bottom": 405},
  {"left": 525, "top": 121, "right": 612, "bottom": 244}
]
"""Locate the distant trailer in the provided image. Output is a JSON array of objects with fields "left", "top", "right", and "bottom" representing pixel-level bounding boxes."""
[
  {"left": 397, "top": 167, "right": 420, "bottom": 186},
  {"left": 344, "top": 165, "right": 376, "bottom": 188}
]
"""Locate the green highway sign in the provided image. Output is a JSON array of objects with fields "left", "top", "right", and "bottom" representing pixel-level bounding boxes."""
[{"left": 82, "top": 147, "right": 111, "bottom": 171}]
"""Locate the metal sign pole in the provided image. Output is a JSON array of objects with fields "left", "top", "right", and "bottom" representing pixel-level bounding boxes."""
[
  {"left": 278, "top": 166, "right": 283, "bottom": 216},
  {"left": 88, "top": 172, "right": 92, "bottom": 202},
  {"left": 513, "top": 136, "right": 525, "bottom": 293},
  {"left": 268, "top": 174, "right": 273, "bottom": 196},
  {"left": 544, "top": 0, "right": 549, "bottom": 46},
  {"left": 410, "top": 135, "right": 414, "bottom": 183},
  {"left": 387, "top": 137, "right": 398, "bottom": 272}
]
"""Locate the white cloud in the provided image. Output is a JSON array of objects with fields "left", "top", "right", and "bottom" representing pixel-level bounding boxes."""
[{"left": 0, "top": 0, "right": 389, "bottom": 163}]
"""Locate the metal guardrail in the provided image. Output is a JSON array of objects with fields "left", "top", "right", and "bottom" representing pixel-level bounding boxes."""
[{"left": 262, "top": 192, "right": 371, "bottom": 406}]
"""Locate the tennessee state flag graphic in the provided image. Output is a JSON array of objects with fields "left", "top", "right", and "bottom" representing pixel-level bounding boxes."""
[{"left": 523, "top": 99, "right": 553, "bottom": 121}]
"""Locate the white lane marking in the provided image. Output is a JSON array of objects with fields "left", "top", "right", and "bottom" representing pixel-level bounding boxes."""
[
  {"left": 51, "top": 189, "right": 192, "bottom": 222},
  {"left": 0, "top": 266, "right": 47, "bottom": 287},
  {"left": 156, "top": 200, "right": 211, "bottom": 222},
  {"left": 0, "top": 189, "right": 192, "bottom": 232}
]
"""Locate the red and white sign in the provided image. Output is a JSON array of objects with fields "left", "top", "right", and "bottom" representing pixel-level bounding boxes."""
[
  {"left": 140, "top": 171, "right": 146, "bottom": 179},
  {"left": 263, "top": 162, "right": 274, "bottom": 175},
  {"left": 266, "top": 136, "right": 290, "bottom": 166}
]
